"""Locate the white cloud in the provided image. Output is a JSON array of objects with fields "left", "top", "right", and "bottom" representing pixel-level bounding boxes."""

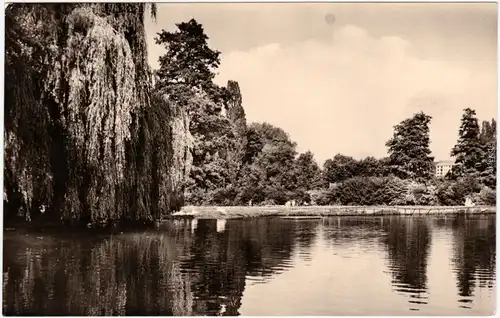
[{"left": 215, "top": 24, "right": 496, "bottom": 165}]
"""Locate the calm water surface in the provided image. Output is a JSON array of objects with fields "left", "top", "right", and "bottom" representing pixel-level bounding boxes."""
[{"left": 3, "top": 215, "right": 496, "bottom": 315}]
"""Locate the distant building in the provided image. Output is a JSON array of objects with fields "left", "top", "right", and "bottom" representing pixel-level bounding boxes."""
[{"left": 435, "top": 160, "right": 455, "bottom": 178}]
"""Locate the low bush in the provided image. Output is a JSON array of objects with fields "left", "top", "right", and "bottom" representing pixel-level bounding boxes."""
[{"left": 309, "top": 176, "right": 494, "bottom": 206}]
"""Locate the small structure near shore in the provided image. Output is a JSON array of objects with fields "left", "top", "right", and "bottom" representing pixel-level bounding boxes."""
[{"left": 465, "top": 197, "right": 475, "bottom": 207}]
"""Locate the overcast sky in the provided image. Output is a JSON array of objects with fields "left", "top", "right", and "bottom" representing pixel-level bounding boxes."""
[{"left": 145, "top": 3, "right": 497, "bottom": 164}]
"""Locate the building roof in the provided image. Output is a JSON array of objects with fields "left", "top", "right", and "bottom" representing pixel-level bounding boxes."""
[{"left": 436, "top": 160, "right": 455, "bottom": 166}]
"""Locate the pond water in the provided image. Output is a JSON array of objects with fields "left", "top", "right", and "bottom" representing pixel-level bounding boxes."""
[{"left": 2, "top": 215, "right": 496, "bottom": 316}]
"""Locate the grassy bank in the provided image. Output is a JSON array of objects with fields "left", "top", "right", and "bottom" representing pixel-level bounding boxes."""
[{"left": 171, "top": 205, "right": 497, "bottom": 219}]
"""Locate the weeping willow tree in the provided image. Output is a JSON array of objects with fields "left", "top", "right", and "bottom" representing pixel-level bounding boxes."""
[
  {"left": 4, "top": 3, "right": 192, "bottom": 225},
  {"left": 156, "top": 92, "right": 193, "bottom": 212}
]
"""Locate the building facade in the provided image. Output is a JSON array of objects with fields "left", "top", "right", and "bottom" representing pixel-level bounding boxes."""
[{"left": 435, "top": 160, "right": 455, "bottom": 178}]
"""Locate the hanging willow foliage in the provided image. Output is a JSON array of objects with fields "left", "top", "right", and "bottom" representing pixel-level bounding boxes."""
[
  {"left": 4, "top": 4, "right": 61, "bottom": 221},
  {"left": 157, "top": 92, "right": 193, "bottom": 212},
  {"left": 50, "top": 6, "right": 139, "bottom": 221},
  {"left": 4, "top": 3, "right": 191, "bottom": 225}
]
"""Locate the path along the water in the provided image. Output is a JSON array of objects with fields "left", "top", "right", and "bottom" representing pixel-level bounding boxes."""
[{"left": 172, "top": 205, "right": 496, "bottom": 219}]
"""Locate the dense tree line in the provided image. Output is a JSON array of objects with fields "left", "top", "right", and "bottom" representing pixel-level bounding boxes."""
[
  {"left": 4, "top": 9, "right": 496, "bottom": 227},
  {"left": 153, "top": 18, "right": 495, "bottom": 207},
  {"left": 309, "top": 110, "right": 495, "bottom": 207},
  {"left": 316, "top": 110, "right": 495, "bottom": 207}
]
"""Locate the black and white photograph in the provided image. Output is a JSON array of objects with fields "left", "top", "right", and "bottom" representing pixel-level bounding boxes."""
[{"left": 2, "top": 1, "right": 497, "bottom": 316}]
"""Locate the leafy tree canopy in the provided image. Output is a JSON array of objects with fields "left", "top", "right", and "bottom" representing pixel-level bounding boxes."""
[{"left": 386, "top": 112, "right": 434, "bottom": 181}]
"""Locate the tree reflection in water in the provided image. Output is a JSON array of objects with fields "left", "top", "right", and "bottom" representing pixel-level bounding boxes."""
[
  {"left": 3, "top": 222, "right": 196, "bottom": 316},
  {"left": 3, "top": 218, "right": 312, "bottom": 316},
  {"left": 382, "top": 216, "right": 431, "bottom": 311},
  {"left": 321, "top": 216, "right": 432, "bottom": 311},
  {"left": 2, "top": 216, "right": 496, "bottom": 316},
  {"left": 184, "top": 218, "right": 319, "bottom": 315},
  {"left": 451, "top": 215, "right": 496, "bottom": 309}
]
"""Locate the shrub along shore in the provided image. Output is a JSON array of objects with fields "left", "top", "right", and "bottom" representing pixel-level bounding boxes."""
[{"left": 171, "top": 205, "right": 496, "bottom": 219}]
